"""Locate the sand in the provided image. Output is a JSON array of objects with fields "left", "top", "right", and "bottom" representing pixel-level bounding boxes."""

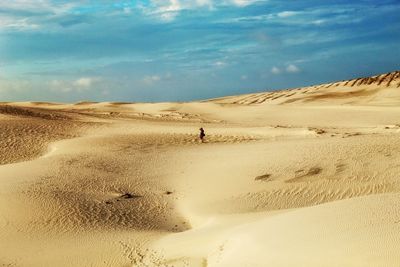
[{"left": 1, "top": 71, "right": 400, "bottom": 266}]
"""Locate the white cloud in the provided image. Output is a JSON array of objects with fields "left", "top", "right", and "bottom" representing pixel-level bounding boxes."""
[
  {"left": 49, "top": 80, "right": 71, "bottom": 92},
  {"left": 164, "top": 72, "right": 173, "bottom": 79},
  {"left": 148, "top": 0, "right": 215, "bottom": 21},
  {"left": 219, "top": 4, "right": 384, "bottom": 28},
  {"left": 0, "top": 1, "right": 76, "bottom": 30},
  {"left": 73, "top": 77, "right": 95, "bottom": 88},
  {"left": 157, "top": 0, "right": 181, "bottom": 21},
  {"left": 312, "top": 19, "right": 326, "bottom": 25},
  {"left": 0, "top": 0, "right": 53, "bottom": 13},
  {"left": 214, "top": 61, "right": 227, "bottom": 67},
  {"left": 0, "top": 17, "right": 39, "bottom": 30},
  {"left": 143, "top": 75, "right": 161, "bottom": 85},
  {"left": 271, "top": 66, "right": 281, "bottom": 74},
  {"left": 49, "top": 79, "right": 62, "bottom": 87},
  {"left": 0, "top": 0, "right": 263, "bottom": 25},
  {"left": 277, "top": 11, "right": 298, "bottom": 18},
  {"left": 1, "top": 0, "right": 76, "bottom": 14},
  {"left": 145, "top": 0, "right": 259, "bottom": 21},
  {"left": 271, "top": 64, "right": 301, "bottom": 75},
  {"left": 123, "top": 7, "right": 133, "bottom": 14},
  {"left": 49, "top": 77, "right": 99, "bottom": 93},
  {"left": 229, "top": 0, "right": 259, "bottom": 7},
  {"left": 286, "top": 64, "right": 300, "bottom": 73},
  {"left": 0, "top": 78, "right": 30, "bottom": 93},
  {"left": 196, "top": 0, "right": 214, "bottom": 8}
]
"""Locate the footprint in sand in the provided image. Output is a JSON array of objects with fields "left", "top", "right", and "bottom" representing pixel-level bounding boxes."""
[
  {"left": 105, "top": 193, "right": 141, "bottom": 204},
  {"left": 306, "top": 167, "right": 322, "bottom": 176},
  {"left": 335, "top": 163, "right": 346, "bottom": 174},
  {"left": 255, "top": 174, "right": 273, "bottom": 182},
  {"left": 286, "top": 167, "right": 322, "bottom": 183},
  {"left": 309, "top": 128, "right": 326, "bottom": 135}
]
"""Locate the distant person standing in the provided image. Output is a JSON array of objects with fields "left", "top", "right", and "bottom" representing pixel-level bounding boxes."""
[{"left": 199, "top": 127, "right": 205, "bottom": 143}]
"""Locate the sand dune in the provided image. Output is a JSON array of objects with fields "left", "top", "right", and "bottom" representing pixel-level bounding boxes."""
[
  {"left": 1, "top": 71, "right": 400, "bottom": 266},
  {"left": 209, "top": 70, "right": 400, "bottom": 105}
]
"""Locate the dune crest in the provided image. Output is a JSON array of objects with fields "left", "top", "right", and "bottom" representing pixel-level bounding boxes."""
[{"left": 208, "top": 70, "right": 400, "bottom": 105}]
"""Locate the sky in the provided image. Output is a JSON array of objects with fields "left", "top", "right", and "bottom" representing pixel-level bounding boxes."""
[{"left": 0, "top": 0, "right": 399, "bottom": 102}]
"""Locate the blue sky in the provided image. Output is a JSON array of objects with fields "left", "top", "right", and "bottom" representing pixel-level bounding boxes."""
[{"left": 0, "top": 0, "right": 399, "bottom": 102}]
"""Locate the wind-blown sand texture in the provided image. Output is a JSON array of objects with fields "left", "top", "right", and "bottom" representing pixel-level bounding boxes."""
[{"left": 1, "top": 71, "right": 400, "bottom": 266}]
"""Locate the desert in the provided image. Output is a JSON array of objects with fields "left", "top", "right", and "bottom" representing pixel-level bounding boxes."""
[{"left": 1, "top": 71, "right": 400, "bottom": 266}]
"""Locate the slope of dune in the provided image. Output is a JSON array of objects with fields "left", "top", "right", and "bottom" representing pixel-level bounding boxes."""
[
  {"left": 153, "top": 193, "right": 400, "bottom": 267},
  {"left": 0, "top": 104, "right": 96, "bottom": 165},
  {"left": 1, "top": 71, "right": 400, "bottom": 266},
  {"left": 208, "top": 70, "right": 400, "bottom": 105}
]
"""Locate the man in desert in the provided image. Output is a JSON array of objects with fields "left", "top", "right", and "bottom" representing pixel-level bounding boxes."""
[{"left": 199, "top": 127, "right": 205, "bottom": 143}]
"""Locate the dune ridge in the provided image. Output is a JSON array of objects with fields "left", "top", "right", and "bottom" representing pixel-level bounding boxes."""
[{"left": 208, "top": 70, "right": 400, "bottom": 105}]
